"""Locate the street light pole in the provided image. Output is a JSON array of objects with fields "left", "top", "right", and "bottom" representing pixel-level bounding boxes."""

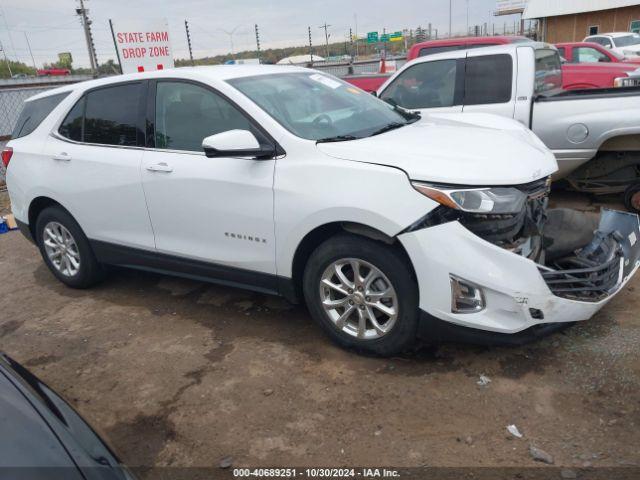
[{"left": 449, "top": 0, "right": 452, "bottom": 38}]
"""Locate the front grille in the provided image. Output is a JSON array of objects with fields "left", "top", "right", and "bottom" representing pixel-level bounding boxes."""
[{"left": 539, "top": 235, "right": 623, "bottom": 302}]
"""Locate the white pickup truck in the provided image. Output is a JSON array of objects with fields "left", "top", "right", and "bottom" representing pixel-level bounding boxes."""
[{"left": 377, "top": 43, "right": 640, "bottom": 211}]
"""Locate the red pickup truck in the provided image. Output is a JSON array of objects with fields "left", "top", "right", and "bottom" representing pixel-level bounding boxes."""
[
  {"left": 556, "top": 41, "right": 640, "bottom": 65},
  {"left": 344, "top": 36, "right": 640, "bottom": 92}
]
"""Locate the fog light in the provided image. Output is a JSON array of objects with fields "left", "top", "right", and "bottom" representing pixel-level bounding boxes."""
[{"left": 450, "top": 275, "right": 485, "bottom": 313}]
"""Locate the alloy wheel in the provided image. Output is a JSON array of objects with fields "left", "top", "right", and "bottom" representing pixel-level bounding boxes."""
[
  {"left": 319, "top": 258, "right": 398, "bottom": 340},
  {"left": 43, "top": 221, "right": 81, "bottom": 277}
]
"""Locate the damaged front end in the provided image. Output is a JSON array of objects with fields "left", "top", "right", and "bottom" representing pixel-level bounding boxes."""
[{"left": 409, "top": 177, "right": 640, "bottom": 302}]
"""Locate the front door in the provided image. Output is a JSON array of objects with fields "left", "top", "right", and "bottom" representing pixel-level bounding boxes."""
[{"left": 141, "top": 80, "right": 276, "bottom": 277}]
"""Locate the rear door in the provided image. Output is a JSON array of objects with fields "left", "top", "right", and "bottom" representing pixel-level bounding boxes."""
[
  {"left": 43, "top": 81, "right": 155, "bottom": 250},
  {"left": 378, "top": 51, "right": 466, "bottom": 114},
  {"left": 140, "top": 79, "right": 277, "bottom": 278},
  {"left": 461, "top": 51, "right": 516, "bottom": 118}
]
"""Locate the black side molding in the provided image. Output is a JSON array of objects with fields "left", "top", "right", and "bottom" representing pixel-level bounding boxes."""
[
  {"left": 90, "top": 240, "right": 300, "bottom": 302},
  {"left": 16, "top": 220, "right": 34, "bottom": 244}
]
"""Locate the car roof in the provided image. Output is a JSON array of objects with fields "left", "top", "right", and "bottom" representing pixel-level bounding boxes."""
[
  {"left": 556, "top": 41, "right": 605, "bottom": 47},
  {"left": 405, "top": 42, "right": 551, "bottom": 65},
  {"left": 411, "top": 35, "right": 530, "bottom": 49},
  {"left": 26, "top": 64, "right": 310, "bottom": 102},
  {"left": 596, "top": 32, "right": 639, "bottom": 38}
]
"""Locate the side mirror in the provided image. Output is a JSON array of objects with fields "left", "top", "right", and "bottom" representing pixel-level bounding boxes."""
[
  {"left": 202, "top": 130, "right": 275, "bottom": 159},
  {"left": 370, "top": 90, "right": 378, "bottom": 97}
]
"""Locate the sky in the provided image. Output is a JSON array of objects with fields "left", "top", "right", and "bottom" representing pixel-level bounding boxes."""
[{"left": 0, "top": 0, "right": 524, "bottom": 68}]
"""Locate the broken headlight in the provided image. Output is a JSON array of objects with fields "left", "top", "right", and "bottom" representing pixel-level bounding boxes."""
[{"left": 412, "top": 182, "right": 527, "bottom": 214}]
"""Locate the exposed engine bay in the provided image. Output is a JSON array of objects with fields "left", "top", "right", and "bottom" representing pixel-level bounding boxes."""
[{"left": 410, "top": 177, "right": 640, "bottom": 302}]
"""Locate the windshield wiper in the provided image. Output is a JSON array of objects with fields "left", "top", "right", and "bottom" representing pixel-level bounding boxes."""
[
  {"left": 316, "top": 135, "right": 359, "bottom": 143},
  {"left": 369, "top": 122, "right": 406, "bottom": 137}
]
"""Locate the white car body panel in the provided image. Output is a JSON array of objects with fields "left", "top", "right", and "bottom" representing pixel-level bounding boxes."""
[
  {"left": 317, "top": 114, "right": 557, "bottom": 185},
  {"left": 5, "top": 65, "right": 639, "bottom": 341}
]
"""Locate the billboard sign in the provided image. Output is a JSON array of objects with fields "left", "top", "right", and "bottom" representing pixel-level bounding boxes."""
[
  {"left": 495, "top": 0, "right": 527, "bottom": 15},
  {"left": 111, "top": 18, "right": 174, "bottom": 73}
]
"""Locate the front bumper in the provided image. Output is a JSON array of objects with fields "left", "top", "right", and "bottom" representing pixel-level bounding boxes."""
[{"left": 399, "top": 209, "right": 640, "bottom": 335}]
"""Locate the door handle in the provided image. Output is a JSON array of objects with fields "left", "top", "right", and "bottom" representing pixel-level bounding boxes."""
[
  {"left": 146, "top": 162, "right": 173, "bottom": 173},
  {"left": 53, "top": 152, "right": 72, "bottom": 161}
]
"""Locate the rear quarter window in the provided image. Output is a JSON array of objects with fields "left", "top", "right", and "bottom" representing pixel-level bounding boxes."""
[
  {"left": 11, "top": 92, "right": 70, "bottom": 139},
  {"left": 464, "top": 54, "right": 513, "bottom": 105}
]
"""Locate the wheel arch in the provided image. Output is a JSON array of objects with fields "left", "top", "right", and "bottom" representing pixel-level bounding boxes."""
[
  {"left": 27, "top": 196, "right": 71, "bottom": 241},
  {"left": 288, "top": 221, "right": 416, "bottom": 304},
  {"left": 598, "top": 133, "right": 640, "bottom": 152}
]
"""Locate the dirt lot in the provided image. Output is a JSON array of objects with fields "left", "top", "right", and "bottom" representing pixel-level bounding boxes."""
[{"left": 0, "top": 190, "right": 639, "bottom": 476}]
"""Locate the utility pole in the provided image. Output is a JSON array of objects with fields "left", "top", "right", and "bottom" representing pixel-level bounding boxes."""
[
  {"left": 185, "top": 20, "right": 194, "bottom": 65},
  {"left": 308, "top": 26, "right": 313, "bottom": 65},
  {"left": 449, "top": 0, "right": 452, "bottom": 38},
  {"left": 349, "top": 27, "right": 354, "bottom": 58},
  {"left": 354, "top": 14, "right": 359, "bottom": 59},
  {"left": 23, "top": 32, "right": 36, "bottom": 70},
  {"left": 76, "top": 0, "right": 98, "bottom": 76},
  {"left": 255, "top": 24, "right": 261, "bottom": 62},
  {"left": 318, "top": 22, "right": 331, "bottom": 59}
]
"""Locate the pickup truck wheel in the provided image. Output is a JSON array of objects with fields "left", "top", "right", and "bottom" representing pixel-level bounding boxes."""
[
  {"left": 303, "top": 233, "right": 419, "bottom": 356},
  {"left": 35, "top": 206, "right": 105, "bottom": 289},
  {"left": 624, "top": 183, "right": 640, "bottom": 213}
]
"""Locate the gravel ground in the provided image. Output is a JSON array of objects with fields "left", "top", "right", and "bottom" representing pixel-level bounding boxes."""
[
  {"left": 0, "top": 189, "right": 10, "bottom": 216},
  {"left": 0, "top": 192, "right": 638, "bottom": 476}
]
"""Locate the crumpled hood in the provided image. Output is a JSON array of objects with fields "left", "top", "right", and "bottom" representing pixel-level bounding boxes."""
[{"left": 317, "top": 112, "right": 558, "bottom": 186}]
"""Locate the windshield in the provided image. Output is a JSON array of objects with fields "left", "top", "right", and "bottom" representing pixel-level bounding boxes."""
[
  {"left": 228, "top": 72, "right": 413, "bottom": 141},
  {"left": 613, "top": 34, "right": 640, "bottom": 47}
]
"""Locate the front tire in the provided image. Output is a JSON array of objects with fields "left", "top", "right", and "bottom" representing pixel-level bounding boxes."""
[
  {"left": 303, "top": 233, "right": 419, "bottom": 356},
  {"left": 35, "top": 206, "right": 105, "bottom": 288}
]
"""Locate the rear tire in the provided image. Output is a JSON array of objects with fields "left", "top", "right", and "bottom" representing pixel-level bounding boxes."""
[
  {"left": 35, "top": 206, "right": 105, "bottom": 288},
  {"left": 303, "top": 233, "right": 419, "bottom": 356}
]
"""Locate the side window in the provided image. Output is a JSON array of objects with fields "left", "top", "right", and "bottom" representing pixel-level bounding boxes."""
[
  {"left": 574, "top": 47, "right": 610, "bottom": 63},
  {"left": 418, "top": 45, "right": 462, "bottom": 57},
  {"left": 83, "top": 83, "right": 143, "bottom": 146},
  {"left": 12, "top": 92, "right": 70, "bottom": 139},
  {"left": 534, "top": 48, "right": 563, "bottom": 94},
  {"left": 154, "top": 81, "right": 253, "bottom": 152},
  {"left": 379, "top": 60, "right": 460, "bottom": 109},
  {"left": 464, "top": 54, "right": 513, "bottom": 105},
  {"left": 59, "top": 96, "right": 84, "bottom": 142}
]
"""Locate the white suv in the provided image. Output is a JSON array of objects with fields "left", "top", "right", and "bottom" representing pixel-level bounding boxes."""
[
  {"left": 4, "top": 66, "right": 639, "bottom": 355},
  {"left": 584, "top": 32, "right": 640, "bottom": 57}
]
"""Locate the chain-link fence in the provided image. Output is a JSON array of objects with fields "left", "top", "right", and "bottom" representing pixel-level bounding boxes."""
[{"left": 0, "top": 77, "right": 90, "bottom": 182}]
